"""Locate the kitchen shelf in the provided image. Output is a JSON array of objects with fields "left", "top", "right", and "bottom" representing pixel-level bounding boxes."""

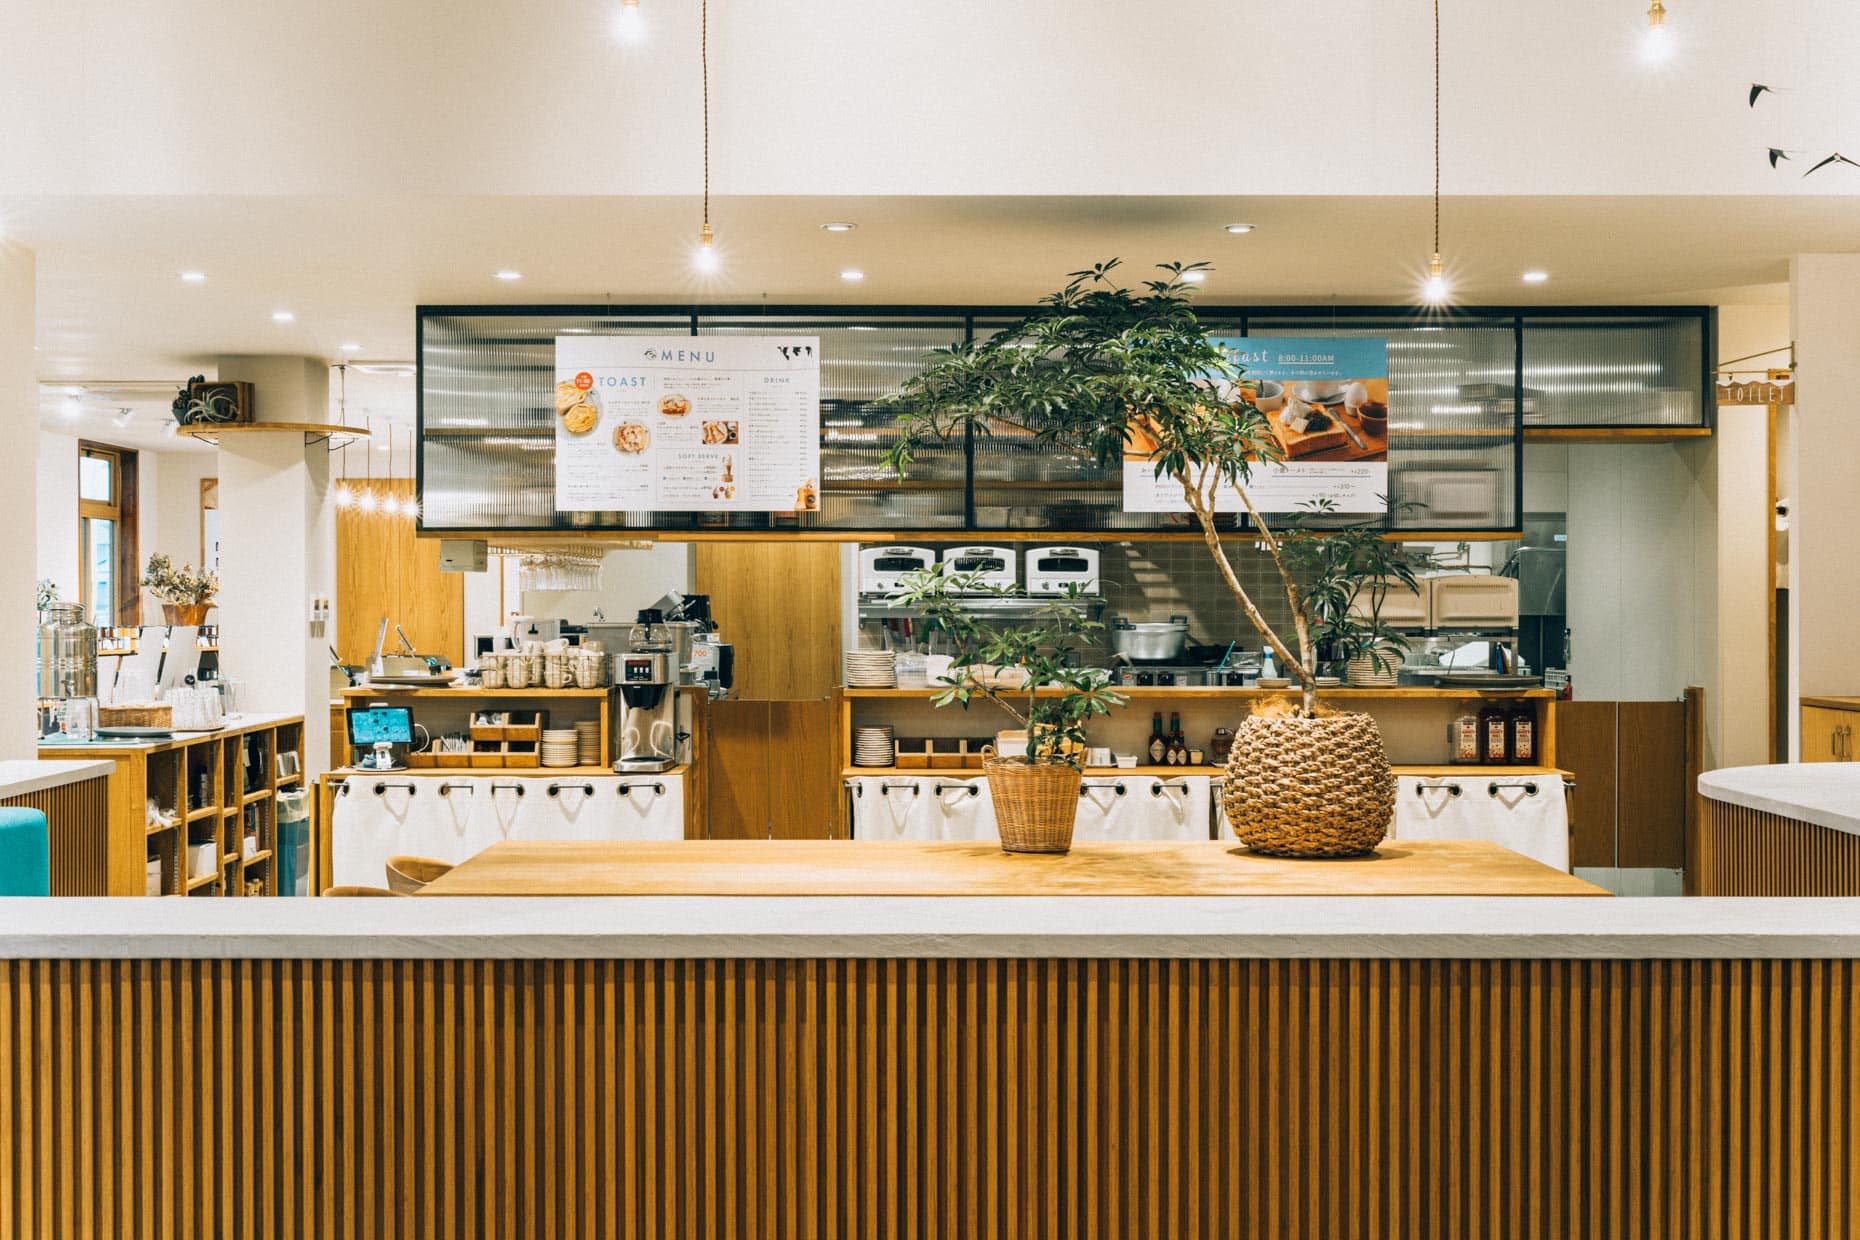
[
  {"left": 843, "top": 764, "right": 1566, "bottom": 780},
  {"left": 841, "top": 686, "right": 1558, "bottom": 700},
  {"left": 1523, "top": 426, "right": 1712, "bottom": 444},
  {"left": 184, "top": 871, "right": 220, "bottom": 892},
  {"left": 341, "top": 687, "right": 613, "bottom": 699}
]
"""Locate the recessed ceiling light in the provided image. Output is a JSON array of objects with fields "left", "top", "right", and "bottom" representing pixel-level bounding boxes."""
[
  {"left": 179, "top": 271, "right": 206, "bottom": 283},
  {"left": 1180, "top": 270, "right": 1207, "bottom": 284},
  {"left": 840, "top": 269, "right": 865, "bottom": 282},
  {"left": 848, "top": 325, "right": 880, "bottom": 332},
  {"left": 272, "top": 310, "right": 295, "bottom": 322},
  {"left": 340, "top": 342, "right": 362, "bottom": 352},
  {"left": 494, "top": 270, "right": 523, "bottom": 281},
  {"left": 64, "top": 386, "right": 82, "bottom": 396},
  {"left": 1521, "top": 269, "right": 1550, "bottom": 284},
  {"left": 1222, "top": 223, "right": 1256, "bottom": 235},
  {"left": 820, "top": 222, "right": 856, "bottom": 233}
]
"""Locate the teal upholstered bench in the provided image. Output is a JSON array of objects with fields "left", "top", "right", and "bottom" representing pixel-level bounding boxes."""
[{"left": 0, "top": 807, "right": 50, "bottom": 896}]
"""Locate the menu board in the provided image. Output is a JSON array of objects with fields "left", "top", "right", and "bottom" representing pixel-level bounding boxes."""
[
  {"left": 553, "top": 336, "right": 821, "bottom": 513},
  {"left": 1122, "top": 336, "right": 1390, "bottom": 515}
]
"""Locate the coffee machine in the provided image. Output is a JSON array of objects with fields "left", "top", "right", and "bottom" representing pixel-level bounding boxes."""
[{"left": 614, "top": 649, "right": 678, "bottom": 773}]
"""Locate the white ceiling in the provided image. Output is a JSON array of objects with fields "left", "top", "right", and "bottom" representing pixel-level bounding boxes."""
[{"left": 10, "top": 0, "right": 1859, "bottom": 442}]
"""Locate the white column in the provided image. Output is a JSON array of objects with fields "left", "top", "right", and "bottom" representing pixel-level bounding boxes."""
[
  {"left": 0, "top": 244, "right": 35, "bottom": 759},
  {"left": 213, "top": 356, "right": 334, "bottom": 775},
  {"left": 1788, "top": 255, "right": 1860, "bottom": 756}
]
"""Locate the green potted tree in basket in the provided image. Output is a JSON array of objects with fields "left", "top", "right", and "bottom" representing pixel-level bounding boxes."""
[
  {"left": 881, "top": 259, "right": 1398, "bottom": 857},
  {"left": 1283, "top": 499, "right": 1432, "bottom": 688},
  {"left": 889, "top": 569, "right": 1125, "bottom": 853}
]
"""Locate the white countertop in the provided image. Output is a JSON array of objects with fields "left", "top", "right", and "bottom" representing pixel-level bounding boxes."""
[
  {"left": 0, "top": 759, "right": 114, "bottom": 801},
  {"left": 1699, "top": 763, "right": 1860, "bottom": 837},
  {"left": 4, "top": 895, "right": 1860, "bottom": 959}
]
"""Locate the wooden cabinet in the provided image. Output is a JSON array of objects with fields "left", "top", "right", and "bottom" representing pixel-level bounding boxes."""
[
  {"left": 1802, "top": 700, "right": 1860, "bottom": 762},
  {"left": 336, "top": 478, "right": 463, "bottom": 667}
]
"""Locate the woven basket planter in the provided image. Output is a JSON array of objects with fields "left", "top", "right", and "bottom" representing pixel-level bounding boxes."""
[
  {"left": 983, "top": 757, "right": 1082, "bottom": 853},
  {"left": 1345, "top": 654, "right": 1401, "bottom": 688},
  {"left": 1222, "top": 711, "right": 1396, "bottom": 857}
]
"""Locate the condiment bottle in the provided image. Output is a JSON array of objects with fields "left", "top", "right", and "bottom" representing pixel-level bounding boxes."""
[
  {"left": 1507, "top": 702, "right": 1536, "bottom": 764},
  {"left": 1148, "top": 713, "right": 1167, "bottom": 765},
  {"left": 1167, "top": 712, "right": 1186, "bottom": 765},
  {"left": 1448, "top": 704, "right": 1481, "bottom": 765},
  {"left": 1478, "top": 701, "right": 1509, "bottom": 764},
  {"left": 1210, "top": 726, "right": 1235, "bottom": 764}
]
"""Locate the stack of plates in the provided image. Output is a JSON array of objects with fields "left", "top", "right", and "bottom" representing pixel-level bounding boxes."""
[
  {"left": 852, "top": 725, "right": 895, "bottom": 767},
  {"left": 574, "top": 720, "right": 603, "bottom": 766},
  {"left": 541, "top": 729, "right": 580, "bottom": 768},
  {"left": 845, "top": 650, "right": 897, "bottom": 688}
]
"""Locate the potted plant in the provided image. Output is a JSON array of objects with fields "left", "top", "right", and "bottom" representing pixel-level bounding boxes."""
[
  {"left": 1284, "top": 500, "right": 1431, "bottom": 687},
  {"left": 35, "top": 579, "right": 59, "bottom": 618},
  {"left": 881, "top": 260, "right": 1396, "bottom": 856},
  {"left": 890, "top": 569, "right": 1125, "bottom": 853},
  {"left": 171, "top": 375, "right": 253, "bottom": 426},
  {"left": 140, "top": 553, "right": 218, "bottom": 625}
]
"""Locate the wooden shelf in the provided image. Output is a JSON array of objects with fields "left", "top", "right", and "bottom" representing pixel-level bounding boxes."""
[
  {"left": 241, "top": 849, "right": 272, "bottom": 865},
  {"left": 175, "top": 421, "right": 369, "bottom": 448},
  {"left": 1524, "top": 426, "right": 1711, "bottom": 443},
  {"left": 242, "top": 789, "right": 273, "bottom": 804},
  {"left": 843, "top": 685, "right": 1557, "bottom": 700},
  {"left": 276, "top": 773, "right": 303, "bottom": 787},
  {"left": 185, "top": 806, "right": 219, "bottom": 823},
  {"left": 341, "top": 687, "right": 613, "bottom": 699},
  {"left": 184, "top": 870, "right": 219, "bottom": 892}
]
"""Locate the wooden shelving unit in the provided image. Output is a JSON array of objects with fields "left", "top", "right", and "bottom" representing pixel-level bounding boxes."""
[{"left": 40, "top": 714, "right": 304, "bottom": 896}]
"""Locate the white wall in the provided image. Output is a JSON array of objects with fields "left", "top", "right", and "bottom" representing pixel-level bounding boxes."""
[
  {"left": 35, "top": 431, "right": 78, "bottom": 601},
  {"left": 0, "top": 243, "right": 34, "bottom": 758},
  {"left": 510, "top": 545, "right": 694, "bottom": 632}
]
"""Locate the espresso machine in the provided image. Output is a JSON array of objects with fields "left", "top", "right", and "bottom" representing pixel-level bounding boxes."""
[{"left": 614, "top": 649, "right": 678, "bottom": 773}]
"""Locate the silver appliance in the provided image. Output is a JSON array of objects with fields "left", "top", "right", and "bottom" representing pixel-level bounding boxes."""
[
  {"left": 366, "top": 617, "right": 455, "bottom": 686},
  {"left": 858, "top": 545, "right": 939, "bottom": 595},
  {"left": 634, "top": 592, "right": 734, "bottom": 700},
  {"left": 1106, "top": 615, "right": 1191, "bottom": 664},
  {"left": 1112, "top": 665, "right": 1206, "bottom": 687},
  {"left": 1025, "top": 546, "right": 1101, "bottom": 596},
  {"left": 615, "top": 650, "right": 678, "bottom": 773},
  {"left": 940, "top": 545, "right": 1016, "bottom": 593}
]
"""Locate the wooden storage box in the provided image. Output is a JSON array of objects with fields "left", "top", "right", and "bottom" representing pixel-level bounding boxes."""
[
  {"left": 101, "top": 703, "right": 174, "bottom": 728},
  {"left": 504, "top": 741, "right": 540, "bottom": 769},
  {"left": 469, "top": 712, "right": 507, "bottom": 743},
  {"left": 406, "top": 751, "right": 437, "bottom": 769},
  {"left": 436, "top": 752, "right": 470, "bottom": 769},
  {"left": 893, "top": 737, "right": 931, "bottom": 770},
  {"left": 469, "top": 742, "right": 504, "bottom": 769},
  {"left": 927, "top": 739, "right": 965, "bottom": 770}
]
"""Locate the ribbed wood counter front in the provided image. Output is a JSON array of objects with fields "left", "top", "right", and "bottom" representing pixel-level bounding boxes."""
[{"left": 417, "top": 838, "right": 1607, "bottom": 897}]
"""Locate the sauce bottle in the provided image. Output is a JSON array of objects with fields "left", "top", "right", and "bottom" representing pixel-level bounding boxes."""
[
  {"left": 1148, "top": 713, "right": 1167, "bottom": 765},
  {"left": 1507, "top": 703, "right": 1536, "bottom": 764},
  {"left": 1478, "top": 701, "right": 1509, "bottom": 765},
  {"left": 1447, "top": 703, "right": 1481, "bottom": 765}
]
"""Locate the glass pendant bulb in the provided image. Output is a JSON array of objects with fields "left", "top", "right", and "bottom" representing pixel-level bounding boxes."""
[
  {"left": 618, "top": 0, "right": 643, "bottom": 41},
  {"left": 1422, "top": 253, "right": 1449, "bottom": 304},
  {"left": 693, "top": 222, "right": 718, "bottom": 273}
]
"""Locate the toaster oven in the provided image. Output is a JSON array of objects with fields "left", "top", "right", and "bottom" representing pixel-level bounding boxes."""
[
  {"left": 1025, "top": 546, "right": 1102, "bottom": 596},
  {"left": 940, "top": 545, "right": 1017, "bottom": 593},
  {"left": 858, "top": 545, "right": 939, "bottom": 595}
]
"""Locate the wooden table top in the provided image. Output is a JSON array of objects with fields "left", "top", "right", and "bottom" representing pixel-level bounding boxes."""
[{"left": 417, "top": 839, "right": 1609, "bottom": 898}]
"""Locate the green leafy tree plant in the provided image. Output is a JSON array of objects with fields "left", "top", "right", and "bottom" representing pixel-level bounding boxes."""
[
  {"left": 889, "top": 569, "right": 1125, "bottom": 768},
  {"left": 884, "top": 259, "right": 1364, "bottom": 715},
  {"left": 1283, "top": 498, "right": 1434, "bottom": 680}
]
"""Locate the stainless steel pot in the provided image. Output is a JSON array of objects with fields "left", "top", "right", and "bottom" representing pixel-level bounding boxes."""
[{"left": 1106, "top": 615, "right": 1190, "bottom": 664}]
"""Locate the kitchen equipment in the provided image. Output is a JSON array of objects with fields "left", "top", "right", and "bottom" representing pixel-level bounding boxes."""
[
  {"left": 1350, "top": 578, "right": 1431, "bottom": 630},
  {"left": 367, "top": 617, "right": 455, "bottom": 684},
  {"left": 614, "top": 650, "right": 678, "bottom": 773},
  {"left": 858, "top": 545, "right": 939, "bottom": 595},
  {"left": 1429, "top": 575, "right": 1520, "bottom": 631},
  {"left": 1111, "top": 664, "right": 1205, "bottom": 687},
  {"left": 509, "top": 616, "right": 562, "bottom": 646},
  {"left": 1024, "top": 546, "right": 1101, "bottom": 596},
  {"left": 940, "top": 545, "right": 1016, "bottom": 593},
  {"left": 37, "top": 602, "right": 98, "bottom": 700},
  {"left": 349, "top": 706, "right": 414, "bottom": 771},
  {"left": 1106, "top": 615, "right": 1191, "bottom": 664},
  {"left": 1511, "top": 545, "right": 1567, "bottom": 616}
]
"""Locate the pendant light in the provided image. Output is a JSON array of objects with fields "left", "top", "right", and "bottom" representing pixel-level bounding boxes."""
[
  {"left": 692, "top": 0, "right": 718, "bottom": 273},
  {"left": 333, "top": 364, "right": 355, "bottom": 509},
  {"left": 617, "top": 0, "right": 643, "bottom": 42},
  {"left": 356, "top": 417, "right": 379, "bottom": 514},
  {"left": 1644, "top": 0, "right": 1670, "bottom": 60},
  {"left": 1420, "top": 0, "right": 1449, "bottom": 304}
]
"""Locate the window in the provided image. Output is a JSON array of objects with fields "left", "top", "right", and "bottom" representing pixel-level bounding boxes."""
[{"left": 77, "top": 443, "right": 138, "bottom": 627}]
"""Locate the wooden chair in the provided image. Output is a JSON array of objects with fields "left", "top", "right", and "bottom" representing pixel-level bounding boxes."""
[
  {"left": 320, "top": 885, "right": 404, "bottom": 896},
  {"left": 385, "top": 855, "right": 455, "bottom": 895}
]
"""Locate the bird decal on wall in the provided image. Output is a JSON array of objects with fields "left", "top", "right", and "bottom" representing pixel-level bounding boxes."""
[{"left": 1748, "top": 82, "right": 1857, "bottom": 176}]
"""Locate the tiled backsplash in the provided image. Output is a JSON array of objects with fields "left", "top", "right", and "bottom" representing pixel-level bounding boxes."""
[{"left": 1096, "top": 541, "right": 1301, "bottom": 652}]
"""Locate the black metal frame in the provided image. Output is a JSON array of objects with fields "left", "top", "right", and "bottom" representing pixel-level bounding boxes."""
[{"left": 415, "top": 303, "right": 1715, "bottom": 541}]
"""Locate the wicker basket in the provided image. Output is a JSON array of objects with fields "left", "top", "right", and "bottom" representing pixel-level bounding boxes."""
[
  {"left": 99, "top": 702, "right": 174, "bottom": 729},
  {"left": 983, "top": 757, "right": 1082, "bottom": 853},
  {"left": 1345, "top": 654, "right": 1401, "bottom": 688},
  {"left": 1222, "top": 711, "right": 1396, "bottom": 857}
]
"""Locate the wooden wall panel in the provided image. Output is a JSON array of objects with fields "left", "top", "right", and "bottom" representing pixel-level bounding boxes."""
[
  {"left": 1693, "top": 799, "right": 1860, "bottom": 895},
  {"left": 1555, "top": 701, "right": 1618, "bottom": 868},
  {"left": 695, "top": 542, "right": 841, "bottom": 700},
  {"left": 4, "top": 956, "right": 1859, "bottom": 1239},
  {"left": 1618, "top": 699, "right": 1687, "bottom": 869},
  {"left": 335, "top": 479, "right": 464, "bottom": 668},
  {"left": 0, "top": 775, "right": 110, "bottom": 895},
  {"left": 704, "top": 700, "right": 775, "bottom": 839},
  {"left": 767, "top": 700, "right": 843, "bottom": 840}
]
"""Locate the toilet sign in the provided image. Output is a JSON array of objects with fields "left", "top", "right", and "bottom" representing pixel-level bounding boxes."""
[{"left": 1715, "top": 369, "right": 1794, "bottom": 406}]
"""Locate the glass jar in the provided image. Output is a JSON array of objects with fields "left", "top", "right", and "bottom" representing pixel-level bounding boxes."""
[{"left": 37, "top": 602, "right": 98, "bottom": 699}]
